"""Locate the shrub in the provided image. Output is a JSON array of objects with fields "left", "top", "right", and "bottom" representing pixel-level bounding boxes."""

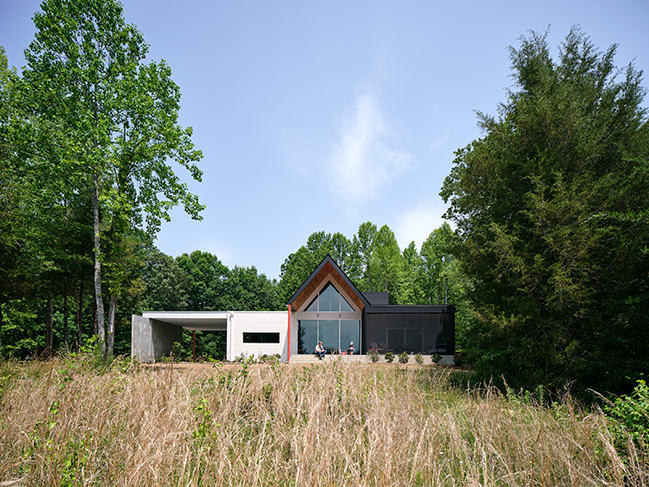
[
  {"left": 171, "top": 341, "right": 185, "bottom": 360},
  {"left": 259, "top": 354, "right": 281, "bottom": 364},
  {"left": 398, "top": 352, "right": 409, "bottom": 364},
  {"left": 431, "top": 354, "right": 442, "bottom": 364},
  {"left": 415, "top": 353, "right": 423, "bottom": 365},
  {"left": 367, "top": 348, "right": 380, "bottom": 363},
  {"left": 384, "top": 352, "right": 394, "bottom": 363},
  {"left": 604, "top": 379, "right": 649, "bottom": 449}
]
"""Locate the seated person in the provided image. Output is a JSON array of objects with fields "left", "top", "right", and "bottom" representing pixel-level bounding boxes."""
[
  {"left": 347, "top": 341, "right": 355, "bottom": 355},
  {"left": 315, "top": 341, "right": 325, "bottom": 360}
]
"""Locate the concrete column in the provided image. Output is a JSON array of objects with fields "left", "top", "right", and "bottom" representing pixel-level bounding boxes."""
[{"left": 131, "top": 315, "right": 153, "bottom": 362}]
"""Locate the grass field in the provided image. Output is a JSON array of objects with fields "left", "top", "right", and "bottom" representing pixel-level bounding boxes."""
[{"left": 0, "top": 357, "right": 647, "bottom": 486}]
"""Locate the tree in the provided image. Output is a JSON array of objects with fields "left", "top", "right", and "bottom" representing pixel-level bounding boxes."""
[
  {"left": 225, "top": 266, "right": 281, "bottom": 311},
  {"left": 0, "top": 46, "right": 24, "bottom": 356},
  {"left": 419, "top": 223, "right": 455, "bottom": 305},
  {"left": 367, "top": 225, "right": 404, "bottom": 302},
  {"left": 141, "top": 250, "right": 188, "bottom": 312},
  {"left": 177, "top": 251, "right": 229, "bottom": 311},
  {"left": 352, "top": 222, "right": 378, "bottom": 291},
  {"left": 400, "top": 241, "right": 422, "bottom": 304},
  {"left": 441, "top": 28, "right": 649, "bottom": 394},
  {"left": 278, "top": 231, "right": 355, "bottom": 304},
  {"left": 22, "top": 0, "right": 204, "bottom": 355}
]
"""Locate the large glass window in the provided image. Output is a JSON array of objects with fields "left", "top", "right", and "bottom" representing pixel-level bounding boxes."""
[
  {"left": 298, "top": 320, "right": 317, "bottom": 354},
  {"left": 319, "top": 285, "right": 339, "bottom": 311},
  {"left": 319, "top": 320, "right": 339, "bottom": 352},
  {"left": 298, "top": 319, "right": 361, "bottom": 354},
  {"left": 341, "top": 296, "right": 354, "bottom": 312},
  {"left": 303, "top": 283, "right": 355, "bottom": 312},
  {"left": 340, "top": 320, "right": 360, "bottom": 354}
]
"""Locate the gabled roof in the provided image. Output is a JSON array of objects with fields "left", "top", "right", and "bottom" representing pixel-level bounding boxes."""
[{"left": 287, "top": 254, "right": 369, "bottom": 312}]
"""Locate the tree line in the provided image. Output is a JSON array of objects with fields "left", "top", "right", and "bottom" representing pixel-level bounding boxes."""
[
  {"left": 0, "top": 0, "right": 205, "bottom": 358},
  {"left": 2, "top": 0, "right": 648, "bottom": 397}
]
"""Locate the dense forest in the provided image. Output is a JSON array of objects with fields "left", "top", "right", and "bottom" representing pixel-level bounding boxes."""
[{"left": 1, "top": 0, "right": 648, "bottom": 398}]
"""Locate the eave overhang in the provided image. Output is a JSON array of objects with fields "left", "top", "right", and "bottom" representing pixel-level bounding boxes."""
[{"left": 286, "top": 254, "right": 369, "bottom": 312}]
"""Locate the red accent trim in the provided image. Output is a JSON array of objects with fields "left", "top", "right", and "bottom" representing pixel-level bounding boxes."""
[{"left": 287, "top": 304, "right": 291, "bottom": 363}]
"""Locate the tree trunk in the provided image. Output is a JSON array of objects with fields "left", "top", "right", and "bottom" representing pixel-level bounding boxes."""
[
  {"left": 0, "top": 296, "right": 4, "bottom": 358},
  {"left": 107, "top": 295, "right": 116, "bottom": 356},
  {"left": 46, "top": 293, "right": 53, "bottom": 357},
  {"left": 93, "top": 177, "right": 106, "bottom": 352},
  {"left": 63, "top": 281, "right": 69, "bottom": 349},
  {"left": 76, "top": 279, "right": 84, "bottom": 351}
]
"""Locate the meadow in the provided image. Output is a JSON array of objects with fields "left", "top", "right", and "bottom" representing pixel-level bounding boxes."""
[{"left": 0, "top": 357, "right": 646, "bottom": 486}]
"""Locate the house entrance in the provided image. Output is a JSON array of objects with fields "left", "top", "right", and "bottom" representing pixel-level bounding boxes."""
[{"left": 298, "top": 319, "right": 360, "bottom": 354}]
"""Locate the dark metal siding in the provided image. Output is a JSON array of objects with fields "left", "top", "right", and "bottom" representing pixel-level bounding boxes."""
[{"left": 364, "top": 311, "right": 454, "bottom": 354}]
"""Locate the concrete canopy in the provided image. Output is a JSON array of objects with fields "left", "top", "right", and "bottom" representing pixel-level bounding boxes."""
[{"left": 142, "top": 311, "right": 228, "bottom": 331}]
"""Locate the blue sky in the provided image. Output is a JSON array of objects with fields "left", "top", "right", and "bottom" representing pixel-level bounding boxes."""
[{"left": 2, "top": 0, "right": 648, "bottom": 279}]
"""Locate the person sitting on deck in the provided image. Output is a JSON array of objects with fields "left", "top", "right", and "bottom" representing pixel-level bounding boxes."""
[
  {"left": 347, "top": 342, "right": 355, "bottom": 355},
  {"left": 315, "top": 341, "right": 325, "bottom": 360}
]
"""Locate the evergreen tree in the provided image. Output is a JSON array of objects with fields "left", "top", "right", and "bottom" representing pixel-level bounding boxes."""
[{"left": 441, "top": 29, "right": 649, "bottom": 394}]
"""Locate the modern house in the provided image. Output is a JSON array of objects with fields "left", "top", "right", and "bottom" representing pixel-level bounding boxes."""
[{"left": 132, "top": 254, "right": 455, "bottom": 363}]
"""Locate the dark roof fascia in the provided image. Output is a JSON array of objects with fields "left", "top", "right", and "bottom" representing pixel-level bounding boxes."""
[
  {"left": 286, "top": 254, "right": 371, "bottom": 309},
  {"left": 365, "top": 305, "right": 456, "bottom": 314}
]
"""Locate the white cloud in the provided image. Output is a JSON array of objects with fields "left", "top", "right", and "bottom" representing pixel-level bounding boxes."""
[
  {"left": 395, "top": 202, "right": 449, "bottom": 250},
  {"left": 328, "top": 92, "right": 410, "bottom": 206}
]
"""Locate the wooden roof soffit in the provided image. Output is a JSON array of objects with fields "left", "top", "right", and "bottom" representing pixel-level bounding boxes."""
[{"left": 291, "top": 261, "right": 365, "bottom": 312}]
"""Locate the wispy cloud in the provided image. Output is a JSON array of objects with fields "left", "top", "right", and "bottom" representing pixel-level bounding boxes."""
[
  {"left": 328, "top": 92, "right": 410, "bottom": 206},
  {"left": 395, "top": 202, "right": 449, "bottom": 250}
]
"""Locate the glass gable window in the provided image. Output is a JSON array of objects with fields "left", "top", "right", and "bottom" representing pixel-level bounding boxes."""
[
  {"left": 303, "top": 282, "right": 355, "bottom": 312},
  {"left": 341, "top": 295, "right": 354, "bottom": 312},
  {"left": 305, "top": 296, "right": 318, "bottom": 312}
]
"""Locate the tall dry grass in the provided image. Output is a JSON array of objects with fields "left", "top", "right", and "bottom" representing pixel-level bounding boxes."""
[{"left": 0, "top": 357, "right": 646, "bottom": 486}]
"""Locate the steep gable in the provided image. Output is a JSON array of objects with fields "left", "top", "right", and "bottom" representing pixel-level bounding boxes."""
[{"left": 287, "top": 254, "right": 368, "bottom": 312}]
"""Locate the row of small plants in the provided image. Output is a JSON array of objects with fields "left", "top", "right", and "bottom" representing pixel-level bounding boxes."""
[{"left": 366, "top": 348, "right": 442, "bottom": 364}]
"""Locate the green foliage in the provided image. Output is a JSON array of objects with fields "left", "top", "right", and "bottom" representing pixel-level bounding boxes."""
[
  {"left": 188, "top": 330, "right": 226, "bottom": 361},
  {"left": 605, "top": 380, "right": 649, "bottom": 449},
  {"left": 141, "top": 250, "right": 188, "bottom": 311},
  {"left": 415, "top": 353, "right": 424, "bottom": 364},
  {"left": 431, "top": 353, "right": 442, "bottom": 364},
  {"left": 384, "top": 351, "right": 394, "bottom": 363},
  {"left": 15, "top": 0, "right": 204, "bottom": 356},
  {"left": 278, "top": 231, "right": 357, "bottom": 304},
  {"left": 441, "top": 28, "right": 649, "bottom": 395},
  {"left": 398, "top": 352, "right": 410, "bottom": 364},
  {"left": 177, "top": 251, "right": 280, "bottom": 312},
  {"left": 171, "top": 341, "right": 185, "bottom": 360},
  {"left": 367, "top": 348, "right": 380, "bottom": 363},
  {"left": 259, "top": 354, "right": 281, "bottom": 364}
]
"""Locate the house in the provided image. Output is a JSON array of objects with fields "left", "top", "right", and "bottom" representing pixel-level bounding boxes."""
[{"left": 132, "top": 254, "right": 455, "bottom": 363}]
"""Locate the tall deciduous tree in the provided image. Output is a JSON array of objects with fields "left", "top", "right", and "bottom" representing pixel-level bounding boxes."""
[
  {"left": 441, "top": 29, "right": 649, "bottom": 394},
  {"left": 22, "top": 0, "right": 204, "bottom": 355}
]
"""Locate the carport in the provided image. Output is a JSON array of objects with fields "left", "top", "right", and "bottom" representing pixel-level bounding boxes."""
[
  {"left": 131, "top": 310, "right": 290, "bottom": 362},
  {"left": 132, "top": 311, "right": 229, "bottom": 362}
]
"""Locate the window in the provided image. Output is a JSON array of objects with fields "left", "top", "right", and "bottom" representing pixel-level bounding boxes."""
[
  {"left": 303, "top": 282, "right": 355, "bottom": 312},
  {"left": 243, "top": 332, "right": 280, "bottom": 343},
  {"left": 298, "top": 320, "right": 360, "bottom": 354}
]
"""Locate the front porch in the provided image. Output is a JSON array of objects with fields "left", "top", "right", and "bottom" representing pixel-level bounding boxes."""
[{"left": 288, "top": 354, "right": 455, "bottom": 365}]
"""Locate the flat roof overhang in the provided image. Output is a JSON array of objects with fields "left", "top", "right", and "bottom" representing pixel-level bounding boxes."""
[{"left": 142, "top": 311, "right": 228, "bottom": 331}]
